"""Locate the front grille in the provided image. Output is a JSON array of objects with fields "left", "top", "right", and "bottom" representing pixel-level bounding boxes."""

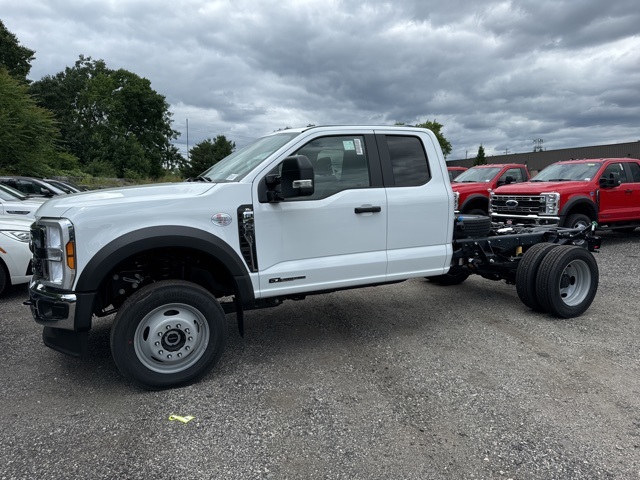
[{"left": 491, "top": 195, "right": 545, "bottom": 214}]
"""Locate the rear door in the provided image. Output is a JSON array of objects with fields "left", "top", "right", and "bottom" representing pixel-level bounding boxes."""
[
  {"left": 375, "top": 130, "right": 453, "bottom": 280},
  {"left": 621, "top": 160, "right": 640, "bottom": 219}
]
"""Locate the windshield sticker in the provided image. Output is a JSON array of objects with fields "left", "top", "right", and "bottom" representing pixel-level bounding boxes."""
[
  {"left": 343, "top": 140, "right": 355, "bottom": 151},
  {"left": 226, "top": 173, "right": 239, "bottom": 181},
  {"left": 354, "top": 138, "right": 363, "bottom": 155}
]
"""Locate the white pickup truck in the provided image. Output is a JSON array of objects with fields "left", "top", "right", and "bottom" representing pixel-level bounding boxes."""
[{"left": 27, "top": 126, "right": 602, "bottom": 389}]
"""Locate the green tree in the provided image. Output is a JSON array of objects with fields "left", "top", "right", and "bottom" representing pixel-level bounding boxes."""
[
  {"left": 29, "top": 55, "right": 179, "bottom": 178},
  {"left": 0, "top": 20, "right": 35, "bottom": 81},
  {"left": 395, "top": 120, "right": 452, "bottom": 158},
  {"left": 0, "top": 68, "right": 77, "bottom": 175},
  {"left": 414, "top": 120, "right": 452, "bottom": 158},
  {"left": 474, "top": 145, "right": 487, "bottom": 166},
  {"left": 182, "top": 135, "right": 236, "bottom": 179}
]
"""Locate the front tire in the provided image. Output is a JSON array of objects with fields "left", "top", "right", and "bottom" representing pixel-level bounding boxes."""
[
  {"left": 110, "top": 280, "right": 227, "bottom": 390},
  {"left": 535, "top": 246, "right": 599, "bottom": 318},
  {"left": 0, "top": 264, "right": 7, "bottom": 297},
  {"left": 564, "top": 213, "right": 591, "bottom": 229}
]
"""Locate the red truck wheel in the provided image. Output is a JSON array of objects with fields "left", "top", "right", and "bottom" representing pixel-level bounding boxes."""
[
  {"left": 535, "top": 245, "right": 599, "bottom": 318},
  {"left": 564, "top": 214, "right": 591, "bottom": 229}
]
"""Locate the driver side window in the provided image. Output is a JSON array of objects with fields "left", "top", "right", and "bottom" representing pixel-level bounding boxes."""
[
  {"left": 293, "top": 135, "right": 370, "bottom": 200},
  {"left": 602, "top": 163, "right": 627, "bottom": 183}
]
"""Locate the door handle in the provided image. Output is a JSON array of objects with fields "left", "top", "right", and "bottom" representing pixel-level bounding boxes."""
[
  {"left": 625, "top": 189, "right": 633, "bottom": 194},
  {"left": 355, "top": 205, "right": 382, "bottom": 214}
]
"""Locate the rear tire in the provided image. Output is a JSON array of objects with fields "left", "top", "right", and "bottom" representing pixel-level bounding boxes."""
[
  {"left": 535, "top": 245, "right": 599, "bottom": 318},
  {"left": 516, "top": 243, "right": 559, "bottom": 311},
  {"left": 428, "top": 267, "right": 470, "bottom": 285},
  {"left": 110, "top": 280, "right": 227, "bottom": 390}
]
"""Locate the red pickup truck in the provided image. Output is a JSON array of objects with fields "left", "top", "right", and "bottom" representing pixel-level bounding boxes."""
[
  {"left": 447, "top": 166, "right": 467, "bottom": 181},
  {"left": 452, "top": 163, "right": 530, "bottom": 215},
  {"left": 490, "top": 157, "right": 640, "bottom": 230}
]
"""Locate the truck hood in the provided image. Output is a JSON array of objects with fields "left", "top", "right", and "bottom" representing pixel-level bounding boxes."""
[
  {"left": 35, "top": 182, "right": 217, "bottom": 218},
  {"left": 493, "top": 180, "right": 593, "bottom": 195},
  {"left": 451, "top": 182, "right": 492, "bottom": 194}
]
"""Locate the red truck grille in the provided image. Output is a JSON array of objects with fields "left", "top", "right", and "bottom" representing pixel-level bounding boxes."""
[{"left": 491, "top": 195, "right": 546, "bottom": 214}]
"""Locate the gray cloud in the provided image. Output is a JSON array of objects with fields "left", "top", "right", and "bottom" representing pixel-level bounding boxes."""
[{"left": 4, "top": 0, "right": 639, "bottom": 159}]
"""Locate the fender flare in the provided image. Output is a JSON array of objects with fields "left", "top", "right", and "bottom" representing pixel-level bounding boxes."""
[
  {"left": 75, "top": 226, "right": 255, "bottom": 307},
  {"left": 559, "top": 196, "right": 598, "bottom": 224},
  {"left": 460, "top": 193, "right": 489, "bottom": 212}
]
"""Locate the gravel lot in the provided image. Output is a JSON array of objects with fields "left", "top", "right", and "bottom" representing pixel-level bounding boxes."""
[{"left": 1, "top": 230, "right": 639, "bottom": 480}]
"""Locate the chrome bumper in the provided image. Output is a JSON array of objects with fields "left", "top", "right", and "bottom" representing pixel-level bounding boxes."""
[
  {"left": 491, "top": 212, "right": 561, "bottom": 225},
  {"left": 27, "top": 279, "right": 89, "bottom": 331}
]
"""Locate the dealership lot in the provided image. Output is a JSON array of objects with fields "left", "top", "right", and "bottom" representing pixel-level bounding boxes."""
[{"left": 1, "top": 230, "right": 639, "bottom": 479}]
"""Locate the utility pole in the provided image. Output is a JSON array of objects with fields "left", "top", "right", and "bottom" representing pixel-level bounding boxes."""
[{"left": 186, "top": 119, "right": 190, "bottom": 161}]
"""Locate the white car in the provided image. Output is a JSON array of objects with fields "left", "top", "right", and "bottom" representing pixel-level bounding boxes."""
[
  {"left": 0, "top": 217, "right": 33, "bottom": 296},
  {"left": 0, "top": 184, "right": 46, "bottom": 218}
]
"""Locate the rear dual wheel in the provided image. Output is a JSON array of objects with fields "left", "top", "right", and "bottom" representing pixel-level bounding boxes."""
[
  {"left": 516, "top": 245, "right": 598, "bottom": 318},
  {"left": 515, "top": 243, "right": 559, "bottom": 312}
]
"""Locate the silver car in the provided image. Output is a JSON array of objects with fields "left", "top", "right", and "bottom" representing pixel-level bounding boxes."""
[
  {"left": 0, "top": 216, "right": 33, "bottom": 296},
  {"left": 0, "top": 184, "right": 47, "bottom": 218}
]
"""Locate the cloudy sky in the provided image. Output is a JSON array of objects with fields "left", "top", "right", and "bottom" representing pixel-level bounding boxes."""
[{"left": 3, "top": 0, "right": 639, "bottom": 160}]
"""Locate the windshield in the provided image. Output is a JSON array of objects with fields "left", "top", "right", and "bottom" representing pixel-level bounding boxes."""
[
  {"left": 453, "top": 167, "right": 501, "bottom": 183},
  {"left": 200, "top": 132, "right": 300, "bottom": 182},
  {"left": 0, "top": 184, "right": 28, "bottom": 201},
  {"left": 531, "top": 162, "right": 602, "bottom": 182}
]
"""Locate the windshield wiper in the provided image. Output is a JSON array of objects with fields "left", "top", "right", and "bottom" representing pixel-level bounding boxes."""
[{"left": 186, "top": 175, "right": 212, "bottom": 182}]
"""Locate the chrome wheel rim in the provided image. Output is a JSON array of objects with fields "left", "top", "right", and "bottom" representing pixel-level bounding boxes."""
[
  {"left": 558, "top": 259, "right": 591, "bottom": 306},
  {"left": 134, "top": 303, "right": 210, "bottom": 374}
]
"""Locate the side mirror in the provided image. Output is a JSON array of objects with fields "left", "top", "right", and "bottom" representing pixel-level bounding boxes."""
[
  {"left": 497, "top": 175, "right": 514, "bottom": 187},
  {"left": 599, "top": 171, "right": 621, "bottom": 188},
  {"left": 281, "top": 155, "right": 314, "bottom": 198}
]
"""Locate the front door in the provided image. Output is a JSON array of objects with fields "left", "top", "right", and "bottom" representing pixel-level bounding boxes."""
[
  {"left": 253, "top": 133, "right": 388, "bottom": 298},
  {"left": 598, "top": 162, "right": 633, "bottom": 222}
]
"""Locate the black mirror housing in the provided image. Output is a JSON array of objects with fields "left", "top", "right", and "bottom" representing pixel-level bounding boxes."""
[
  {"left": 599, "top": 171, "right": 621, "bottom": 189},
  {"left": 281, "top": 155, "right": 314, "bottom": 198}
]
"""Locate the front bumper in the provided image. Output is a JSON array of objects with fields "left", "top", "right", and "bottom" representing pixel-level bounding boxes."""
[
  {"left": 491, "top": 212, "right": 561, "bottom": 225},
  {"left": 27, "top": 278, "right": 96, "bottom": 331}
]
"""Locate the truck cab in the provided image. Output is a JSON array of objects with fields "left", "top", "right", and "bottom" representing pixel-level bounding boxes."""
[{"left": 451, "top": 163, "right": 529, "bottom": 215}]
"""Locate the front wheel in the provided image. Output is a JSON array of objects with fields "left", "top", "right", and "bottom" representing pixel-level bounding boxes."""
[
  {"left": 564, "top": 213, "right": 591, "bottom": 229},
  {"left": 110, "top": 280, "right": 227, "bottom": 390},
  {"left": 535, "top": 245, "right": 599, "bottom": 318}
]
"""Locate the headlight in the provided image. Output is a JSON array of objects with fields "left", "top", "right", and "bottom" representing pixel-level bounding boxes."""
[
  {"left": 453, "top": 191, "right": 460, "bottom": 211},
  {"left": 1, "top": 230, "right": 30, "bottom": 242},
  {"left": 541, "top": 192, "right": 560, "bottom": 215},
  {"left": 32, "top": 218, "right": 76, "bottom": 289}
]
